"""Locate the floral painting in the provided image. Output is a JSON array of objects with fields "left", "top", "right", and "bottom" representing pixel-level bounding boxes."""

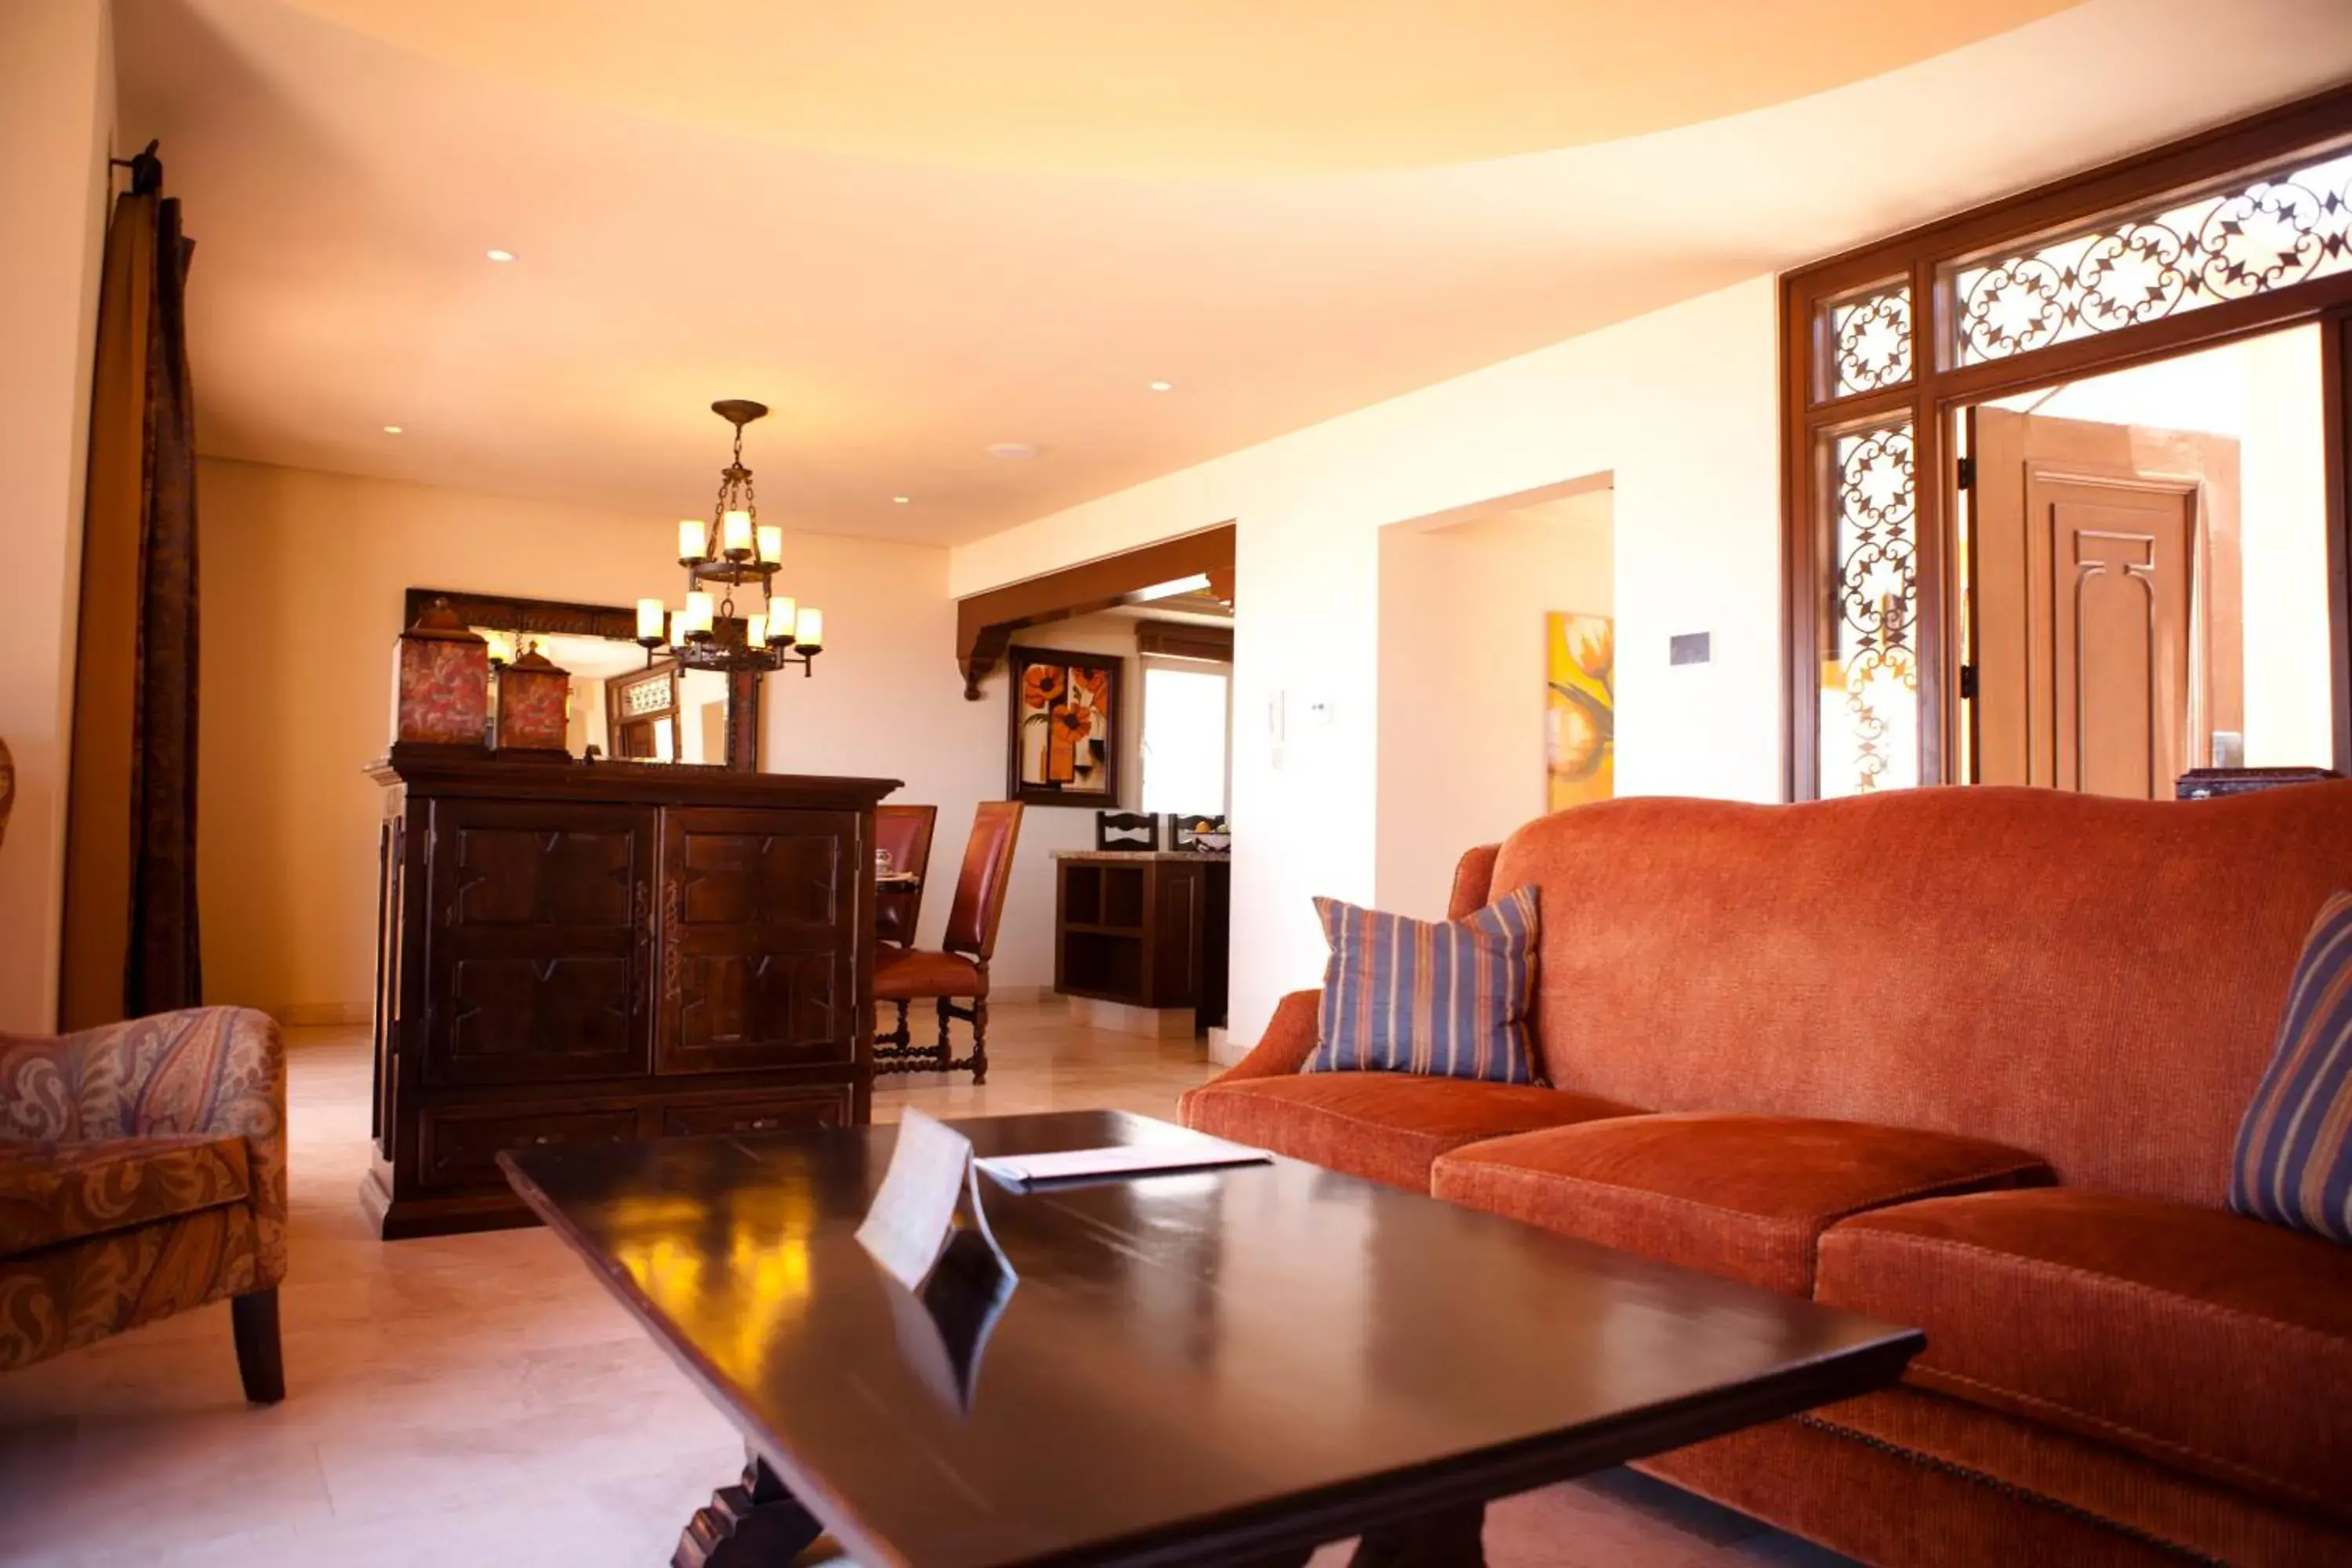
[
  {"left": 1007, "top": 647, "right": 1121, "bottom": 805},
  {"left": 1546, "top": 612, "right": 1614, "bottom": 810}
]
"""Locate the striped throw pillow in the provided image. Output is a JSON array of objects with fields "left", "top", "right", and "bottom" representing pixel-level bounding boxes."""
[
  {"left": 2230, "top": 891, "right": 2352, "bottom": 1243},
  {"left": 1308, "top": 886, "right": 1541, "bottom": 1084}
]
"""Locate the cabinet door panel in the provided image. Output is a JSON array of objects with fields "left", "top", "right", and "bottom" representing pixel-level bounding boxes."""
[
  {"left": 659, "top": 807, "right": 860, "bottom": 1074},
  {"left": 426, "top": 800, "right": 656, "bottom": 1084}
]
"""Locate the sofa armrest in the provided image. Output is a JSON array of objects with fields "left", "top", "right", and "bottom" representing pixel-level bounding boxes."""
[
  {"left": 1181, "top": 988, "right": 1321, "bottom": 1129},
  {"left": 1449, "top": 844, "right": 1502, "bottom": 919},
  {"left": 0, "top": 1007, "right": 287, "bottom": 1279},
  {"left": 1217, "top": 988, "right": 1323, "bottom": 1082}
]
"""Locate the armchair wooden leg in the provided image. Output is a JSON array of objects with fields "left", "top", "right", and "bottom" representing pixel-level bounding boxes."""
[
  {"left": 231, "top": 1287, "right": 285, "bottom": 1404},
  {"left": 935, "top": 996, "right": 954, "bottom": 1072},
  {"left": 970, "top": 998, "right": 989, "bottom": 1086}
]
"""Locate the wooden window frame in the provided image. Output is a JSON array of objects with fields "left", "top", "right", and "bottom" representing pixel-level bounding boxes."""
[{"left": 1781, "top": 85, "right": 2352, "bottom": 800}]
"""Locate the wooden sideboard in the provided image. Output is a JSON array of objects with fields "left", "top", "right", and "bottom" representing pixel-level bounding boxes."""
[
  {"left": 1053, "top": 850, "right": 1230, "bottom": 1033},
  {"left": 362, "top": 751, "right": 900, "bottom": 1238}
]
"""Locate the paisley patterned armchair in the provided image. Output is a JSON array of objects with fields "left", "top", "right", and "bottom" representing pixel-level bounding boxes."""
[{"left": 0, "top": 1002, "right": 287, "bottom": 1397}]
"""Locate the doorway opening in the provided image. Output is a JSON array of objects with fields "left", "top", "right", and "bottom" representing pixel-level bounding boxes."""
[
  {"left": 1955, "top": 324, "right": 2336, "bottom": 797},
  {"left": 1374, "top": 481, "right": 1614, "bottom": 917}
]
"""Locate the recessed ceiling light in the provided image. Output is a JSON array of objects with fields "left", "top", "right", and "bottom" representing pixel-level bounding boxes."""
[
  {"left": 1148, "top": 380, "right": 1174, "bottom": 392},
  {"left": 891, "top": 495, "right": 911, "bottom": 504},
  {"left": 485, "top": 249, "right": 517, "bottom": 263},
  {"left": 986, "top": 442, "right": 1037, "bottom": 460},
  {"left": 382, "top": 424, "right": 404, "bottom": 434}
]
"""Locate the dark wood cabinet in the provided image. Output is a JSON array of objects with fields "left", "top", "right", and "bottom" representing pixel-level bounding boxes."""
[
  {"left": 659, "top": 806, "right": 859, "bottom": 1076},
  {"left": 364, "top": 753, "right": 898, "bottom": 1238},
  {"left": 1054, "top": 851, "right": 1230, "bottom": 1029},
  {"left": 423, "top": 798, "right": 656, "bottom": 1087}
]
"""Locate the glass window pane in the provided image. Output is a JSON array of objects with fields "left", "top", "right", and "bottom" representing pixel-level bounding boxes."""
[
  {"left": 1820, "top": 420, "right": 1920, "bottom": 797},
  {"left": 1951, "top": 147, "right": 2352, "bottom": 365},
  {"left": 1141, "top": 664, "right": 1229, "bottom": 815}
]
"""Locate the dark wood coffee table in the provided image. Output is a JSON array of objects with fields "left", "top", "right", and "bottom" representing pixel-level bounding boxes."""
[{"left": 501, "top": 1109, "right": 1920, "bottom": 1567}]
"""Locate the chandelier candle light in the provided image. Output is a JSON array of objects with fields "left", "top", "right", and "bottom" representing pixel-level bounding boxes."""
[{"left": 637, "top": 400, "right": 825, "bottom": 676}]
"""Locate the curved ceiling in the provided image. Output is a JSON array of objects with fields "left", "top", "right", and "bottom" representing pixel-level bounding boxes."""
[
  {"left": 276, "top": 0, "right": 2078, "bottom": 176},
  {"left": 115, "top": 0, "right": 2352, "bottom": 547}
]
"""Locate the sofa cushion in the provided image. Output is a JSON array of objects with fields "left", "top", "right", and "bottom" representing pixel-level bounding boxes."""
[
  {"left": 1310, "top": 887, "right": 1540, "bottom": 1083},
  {"left": 2230, "top": 889, "right": 2352, "bottom": 1243},
  {"left": 873, "top": 948, "right": 986, "bottom": 1001},
  {"left": 1432, "top": 1113, "right": 2053, "bottom": 1294},
  {"left": 1806, "top": 1386, "right": 2352, "bottom": 1557},
  {"left": 1182, "top": 1073, "right": 1638, "bottom": 1192},
  {"left": 0, "top": 1134, "right": 252, "bottom": 1255},
  {"left": 1816, "top": 1188, "right": 2352, "bottom": 1519}
]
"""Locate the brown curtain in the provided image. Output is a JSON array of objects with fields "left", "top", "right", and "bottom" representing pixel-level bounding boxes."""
[{"left": 60, "top": 147, "right": 201, "bottom": 1026}]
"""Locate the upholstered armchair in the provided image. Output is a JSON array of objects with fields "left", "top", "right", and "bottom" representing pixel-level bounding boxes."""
[{"left": 0, "top": 1005, "right": 288, "bottom": 1400}]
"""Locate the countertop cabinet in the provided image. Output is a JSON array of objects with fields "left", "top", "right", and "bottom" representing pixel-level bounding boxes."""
[
  {"left": 1054, "top": 851, "right": 1230, "bottom": 1030},
  {"left": 365, "top": 753, "right": 898, "bottom": 1238}
]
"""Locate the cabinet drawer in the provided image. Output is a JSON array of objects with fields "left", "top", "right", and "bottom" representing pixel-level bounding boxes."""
[
  {"left": 420, "top": 1105, "right": 641, "bottom": 1189},
  {"left": 659, "top": 1087, "right": 851, "bottom": 1139}
]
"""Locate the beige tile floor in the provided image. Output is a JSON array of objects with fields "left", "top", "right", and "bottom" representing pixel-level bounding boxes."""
[{"left": 0, "top": 1001, "right": 1844, "bottom": 1568}]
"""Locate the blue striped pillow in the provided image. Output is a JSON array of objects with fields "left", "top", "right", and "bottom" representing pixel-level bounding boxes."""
[
  {"left": 2230, "top": 891, "right": 2352, "bottom": 1243},
  {"left": 1308, "top": 887, "right": 1541, "bottom": 1084}
]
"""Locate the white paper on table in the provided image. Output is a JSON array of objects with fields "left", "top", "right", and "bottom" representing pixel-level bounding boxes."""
[
  {"left": 975, "top": 1136, "right": 1271, "bottom": 1189},
  {"left": 856, "top": 1109, "right": 981, "bottom": 1291}
]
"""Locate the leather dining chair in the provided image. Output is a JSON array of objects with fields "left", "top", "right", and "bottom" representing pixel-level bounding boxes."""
[
  {"left": 874, "top": 803, "right": 939, "bottom": 1053},
  {"left": 873, "top": 804, "right": 938, "bottom": 951},
  {"left": 873, "top": 801, "right": 1023, "bottom": 1083}
]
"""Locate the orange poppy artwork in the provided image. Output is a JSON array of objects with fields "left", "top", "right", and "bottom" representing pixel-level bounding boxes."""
[
  {"left": 1007, "top": 646, "right": 1120, "bottom": 804},
  {"left": 1545, "top": 612, "right": 1614, "bottom": 811}
]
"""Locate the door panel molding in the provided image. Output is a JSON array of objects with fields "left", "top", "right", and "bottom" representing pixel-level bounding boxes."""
[{"left": 1974, "top": 413, "right": 2218, "bottom": 799}]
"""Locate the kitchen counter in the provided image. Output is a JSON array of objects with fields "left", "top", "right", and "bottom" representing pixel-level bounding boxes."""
[{"left": 1051, "top": 849, "right": 1232, "bottom": 862}]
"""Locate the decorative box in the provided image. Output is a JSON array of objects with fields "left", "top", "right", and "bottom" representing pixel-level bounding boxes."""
[
  {"left": 392, "top": 597, "right": 490, "bottom": 751},
  {"left": 495, "top": 645, "right": 572, "bottom": 754}
]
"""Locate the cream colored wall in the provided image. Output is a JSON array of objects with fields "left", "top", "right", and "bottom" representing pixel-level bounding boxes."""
[
  {"left": 0, "top": 0, "right": 114, "bottom": 1032},
  {"left": 198, "top": 457, "right": 1019, "bottom": 1020},
  {"left": 974, "top": 614, "right": 1145, "bottom": 993},
  {"left": 949, "top": 275, "right": 1781, "bottom": 1046},
  {"left": 1375, "top": 491, "right": 1613, "bottom": 920}
]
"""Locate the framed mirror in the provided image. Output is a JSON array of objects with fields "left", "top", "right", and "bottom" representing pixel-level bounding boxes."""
[{"left": 404, "top": 587, "right": 761, "bottom": 770}]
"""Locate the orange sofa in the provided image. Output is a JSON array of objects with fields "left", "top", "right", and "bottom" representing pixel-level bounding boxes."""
[{"left": 1183, "top": 785, "right": 2352, "bottom": 1567}]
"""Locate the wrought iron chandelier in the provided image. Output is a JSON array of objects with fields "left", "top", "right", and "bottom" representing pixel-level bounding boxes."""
[{"left": 635, "top": 400, "right": 823, "bottom": 676}]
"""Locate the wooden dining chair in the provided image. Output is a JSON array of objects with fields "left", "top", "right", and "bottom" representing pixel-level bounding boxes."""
[
  {"left": 873, "top": 804, "right": 938, "bottom": 951},
  {"left": 873, "top": 801, "right": 1023, "bottom": 1083},
  {"left": 874, "top": 804, "right": 939, "bottom": 1052},
  {"left": 1094, "top": 811, "right": 1158, "bottom": 850}
]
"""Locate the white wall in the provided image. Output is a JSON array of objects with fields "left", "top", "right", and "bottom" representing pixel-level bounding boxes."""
[
  {"left": 949, "top": 276, "right": 1782, "bottom": 1044},
  {"left": 1987, "top": 325, "right": 2332, "bottom": 768},
  {"left": 964, "top": 614, "right": 1145, "bottom": 992},
  {"left": 1376, "top": 491, "right": 1613, "bottom": 920},
  {"left": 198, "top": 458, "right": 1027, "bottom": 1018},
  {"left": 0, "top": 0, "right": 113, "bottom": 1032}
]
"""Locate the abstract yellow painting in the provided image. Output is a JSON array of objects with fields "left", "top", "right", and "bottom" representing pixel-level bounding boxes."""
[{"left": 1546, "top": 612, "right": 1614, "bottom": 810}]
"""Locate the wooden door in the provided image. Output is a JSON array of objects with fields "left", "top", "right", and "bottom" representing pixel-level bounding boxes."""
[
  {"left": 658, "top": 806, "right": 862, "bottom": 1074},
  {"left": 608, "top": 662, "right": 678, "bottom": 760},
  {"left": 1969, "top": 408, "right": 2241, "bottom": 798},
  {"left": 423, "top": 800, "right": 656, "bottom": 1084}
]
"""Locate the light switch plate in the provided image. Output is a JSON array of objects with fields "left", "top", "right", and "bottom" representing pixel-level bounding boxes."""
[{"left": 1670, "top": 632, "right": 1712, "bottom": 666}]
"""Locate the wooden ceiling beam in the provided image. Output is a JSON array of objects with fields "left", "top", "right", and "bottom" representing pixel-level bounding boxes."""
[{"left": 954, "top": 524, "right": 1235, "bottom": 699}]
